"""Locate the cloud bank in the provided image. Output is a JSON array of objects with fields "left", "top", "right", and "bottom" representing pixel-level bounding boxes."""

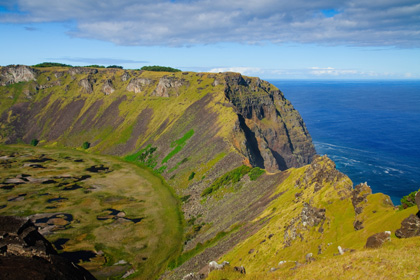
[{"left": 1, "top": 0, "right": 419, "bottom": 47}]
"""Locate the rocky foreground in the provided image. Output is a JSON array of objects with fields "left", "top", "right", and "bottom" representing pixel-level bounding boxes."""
[{"left": 0, "top": 215, "right": 95, "bottom": 280}]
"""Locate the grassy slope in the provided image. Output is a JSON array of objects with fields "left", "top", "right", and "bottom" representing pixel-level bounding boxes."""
[
  {"left": 0, "top": 145, "right": 183, "bottom": 280},
  {"left": 208, "top": 156, "right": 418, "bottom": 279}
]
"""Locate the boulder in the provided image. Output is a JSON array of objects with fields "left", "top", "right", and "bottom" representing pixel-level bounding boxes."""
[
  {"left": 395, "top": 214, "right": 420, "bottom": 238},
  {"left": 365, "top": 231, "right": 391, "bottom": 248},
  {"left": 208, "top": 260, "right": 229, "bottom": 273},
  {"left": 234, "top": 266, "right": 246, "bottom": 274}
]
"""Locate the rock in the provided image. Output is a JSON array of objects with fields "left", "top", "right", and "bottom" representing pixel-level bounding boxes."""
[
  {"left": 352, "top": 182, "right": 372, "bottom": 215},
  {"left": 395, "top": 214, "right": 420, "bottom": 238},
  {"left": 79, "top": 79, "right": 93, "bottom": 94},
  {"left": 365, "top": 231, "right": 391, "bottom": 248},
  {"left": 305, "top": 252, "right": 315, "bottom": 263},
  {"left": 353, "top": 220, "right": 364, "bottom": 231},
  {"left": 182, "top": 272, "right": 203, "bottom": 280},
  {"left": 338, "top": 246, "right": 344, "bottom": 255},
  {"left": 68, "top": 67, "right": 98, "bottom": 76},
  {"left": 4, "top": 178, "right": 26, "bottom": 184},
  {"left": 278, "top": 261, "right": 286, "bottom": 266},
  {"left": 0, "top": 216, "right": 95, "bottom": 280},
  {"left": 208, "top": 260, "right": 229, "bottom": 272},
  {"left": 114, "top": 260, "right": 127, "bottom": 265},
  {"left": 122, "top": 268, "right": 135, "bottom": 279},
  {"left": 270, "top": 267, "right": 277, "bottom": 272},
  {"left": 301, "top": 203, "right": 326, "bottom": 227},
  {"left": 102, "top": 79, "right": 115, "bottom": 95},
  {"left": 126, "top": 77, "right": 153, "bottom": 93},
  {"left": 152, "top": 76, "right": 186, "bottom": 97},
  {"left": 0, "top": 65, "right": 36, "bottom": 86},
  {"left": 121, "top": 71, "right": 131, "bottom": 82},
  {"left": 234, "top": 266, "right": 246, "bottom": 274}
]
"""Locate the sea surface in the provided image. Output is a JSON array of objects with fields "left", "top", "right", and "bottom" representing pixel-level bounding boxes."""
[{"left": 268, "top": 80, "right": 420, "bottom": 205}]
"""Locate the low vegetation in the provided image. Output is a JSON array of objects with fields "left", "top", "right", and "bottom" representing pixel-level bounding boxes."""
[
  {"left": 32, "top": 62, "right": 73, "bottom": 68},
  {"left": 0, "top": 145, "right": 183, "bottom": 280},
  {"left": 140, "top": 65, "right": 181, "bottom": 72},
  {"left": 399, "top": 189, "right": 419, "bottom": 209}
]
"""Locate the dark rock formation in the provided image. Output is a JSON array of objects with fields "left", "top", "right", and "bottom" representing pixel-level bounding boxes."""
[
  {"left": 0, "top": 215, "right": 95, "bottom": 280},
  {"left": 365, "top": 231, "right": 391, "bottom": 248},
  {"left": 0, "top": 65, "right": 37, "bottom": 86},
  {"left": 351, "top": 182, "right": 372, "bottom": 230},
  {"left": 395, "top": 214, "right": 420, "bottom": 238},
  {"left": 224, "top": 73, "right": 316, "bottom": 172},
  {"left": 352, "top": 182, "right": 372, "bottom": 214}
]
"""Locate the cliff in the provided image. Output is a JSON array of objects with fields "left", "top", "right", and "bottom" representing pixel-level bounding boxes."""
[{"left": 0, "top": 65, "right": 315, "bottom": 174}]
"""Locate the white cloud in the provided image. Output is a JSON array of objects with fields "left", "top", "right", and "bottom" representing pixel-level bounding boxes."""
[{"left": 1, "top": 0, "right": 419, "bottom": 47}]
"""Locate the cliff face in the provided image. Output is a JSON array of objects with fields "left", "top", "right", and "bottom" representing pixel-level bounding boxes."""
[
  {"left": 224, "top": 73, "right": 314, "bottom": 171},
  {"left": 0, "top": 65, "right": 315, "bottom": 174}
]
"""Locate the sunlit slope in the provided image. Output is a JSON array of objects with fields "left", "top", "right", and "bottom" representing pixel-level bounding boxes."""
[{"left": 208, "top": 155, "right": 417, "bottom": 279}]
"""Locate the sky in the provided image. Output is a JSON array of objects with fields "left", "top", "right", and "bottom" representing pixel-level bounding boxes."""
[{"left": 0, "top": 0, "right": 419, "bottom": 79}]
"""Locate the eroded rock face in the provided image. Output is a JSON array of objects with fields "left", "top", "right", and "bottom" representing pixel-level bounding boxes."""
[
  {"left": 395, "top": 214, "right": 420, "bottom": 238},
  {"left": 102, "top": 79, "right": 115, "bottom": 95},
  {"left": 0, "top": 65, "right": 37, "bottom": 86},
  {"left": 351, "top": 182, "right": 373, "bottom": 230},
  {"left": 152, "top": 76, "right": 187, "bottom": 97},
  {"left": 0, "top": 216, "right": 96, "bottom": 280},
  {"left": 126, "top": 77, "right": 153, "bottom": 93},
  {"left": 79, "top": 78, "right": 94, "bottom": 94},
  {"left": 365, "top": 231, "right": 391, "bottom": 248}
]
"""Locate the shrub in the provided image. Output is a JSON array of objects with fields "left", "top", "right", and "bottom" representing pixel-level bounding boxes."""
[
  {"left": 33, "top": 62, "right": 73, "bottom": 68},
  {"left": 107, "top": 65, "right": 123, "bottom": 69},
  {"left": 30, "top": 139, "right": 39, "bottom": 146},
  {"left": 399, "top": 190, "right": 419, "bottom": 210},
  {"left": 82, "top": 142, "right": 90, "bottom": 149},
  {"left": 188, "top": 172, "right": 195, "bottom": 181},
  {"left": 140, "top": 65, "right": 181, "bottom": 72},
  {"left": 249, "top": 167, "right": 265, "bottom": 181}
]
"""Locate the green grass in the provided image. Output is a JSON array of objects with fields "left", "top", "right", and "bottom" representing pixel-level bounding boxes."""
[
  {"left": 248, "top": 167, "right": 265, "bottom": 181},
  {"left": 162, "top": 129, "right": 195, "bottom": 164},
  {"left": 201, "top": 165, "right": 252, "bottom": 197}
]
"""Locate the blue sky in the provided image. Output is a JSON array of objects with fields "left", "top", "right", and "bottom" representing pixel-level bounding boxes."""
[{"left": 0, "top": 0, "right": 419, "bottom": 79}]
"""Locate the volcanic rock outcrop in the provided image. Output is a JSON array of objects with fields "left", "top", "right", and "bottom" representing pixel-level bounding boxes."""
[{"left": 0, "top": 215, "right": 96, "bottom": 280}]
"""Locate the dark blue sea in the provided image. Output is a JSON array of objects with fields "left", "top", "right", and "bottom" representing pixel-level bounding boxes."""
[{"left": 269, "top": 80, "right": 420, "bottom": 205}]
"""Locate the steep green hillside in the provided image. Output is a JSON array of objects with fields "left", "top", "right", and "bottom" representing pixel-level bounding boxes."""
[{"left": 206, "top": 156, "right": 418, "bottom": 279}]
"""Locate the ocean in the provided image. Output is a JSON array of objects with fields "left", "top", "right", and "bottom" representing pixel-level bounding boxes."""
[{"left": 268, "top": 80, "right": 420, "bottom": 205}]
